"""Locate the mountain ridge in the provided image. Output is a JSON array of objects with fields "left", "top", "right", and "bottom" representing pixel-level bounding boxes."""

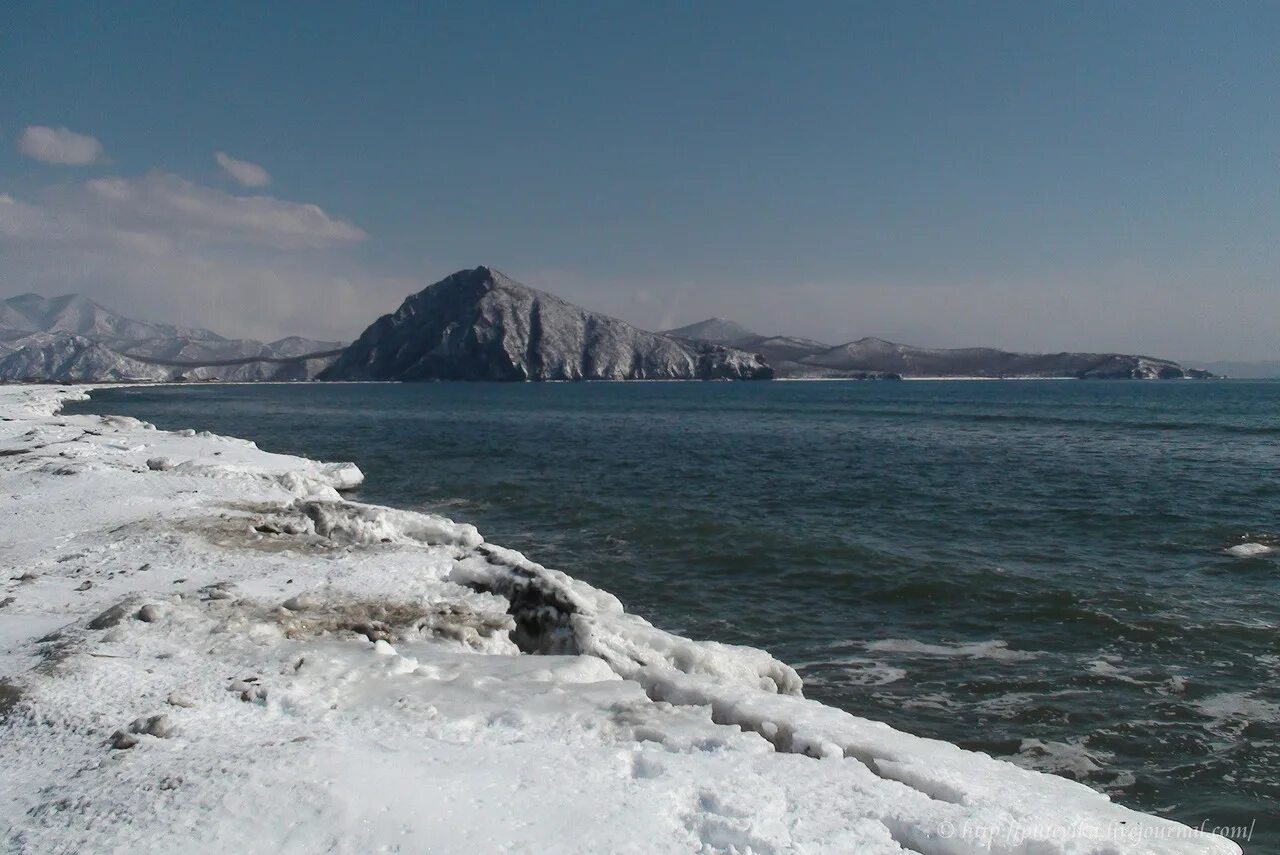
[
  {"left": 0, "top": 282, "right": 1217, "bottom": 383},
  {"left": 0, "top": 293, "right": 344, "bottom": 382},
  {"left": 665, "top": 317, "right": 1211, "bottom": 379}
]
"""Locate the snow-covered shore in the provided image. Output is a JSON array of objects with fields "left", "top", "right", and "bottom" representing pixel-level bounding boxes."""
[{"left": 0, "top": 385, "right": 1239, "bottom": 854}]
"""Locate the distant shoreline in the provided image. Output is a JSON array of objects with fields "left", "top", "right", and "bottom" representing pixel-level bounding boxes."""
[{"left": 0, "top": 374, "right": 1241, "bottom": 388}]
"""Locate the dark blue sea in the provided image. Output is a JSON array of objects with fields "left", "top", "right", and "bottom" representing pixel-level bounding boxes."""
[{"left": 69, "top": 380, "right": 1280, "bottom": 849}]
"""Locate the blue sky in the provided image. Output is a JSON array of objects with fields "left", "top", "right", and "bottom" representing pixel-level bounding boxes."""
[{"left": 2, "top": 2, "right": 1277, "bottom": 360}]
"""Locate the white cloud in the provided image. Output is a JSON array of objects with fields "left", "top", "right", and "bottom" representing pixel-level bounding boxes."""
[
  {"left": 0, "top": 171, "right": 393, "bottom": 341},
  {"left": 17, "top": 126, "right": 106, "bottom": 165},
  {"left": 0, "top": 172, "right": 362, "bottom": 251},
  {"left": 76, "top": 172, "right": 365, "bottom": 247},
  {"left": 215, "top": 151, "right": 271, "bottom": 187}
]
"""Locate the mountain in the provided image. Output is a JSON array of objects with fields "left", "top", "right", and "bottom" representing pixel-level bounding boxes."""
[
  {"left": 0, "top": 335, "right": 171, "bottom": 383},
  {"left": 0, "top": 293, "right": 344, "bottom": 383},
  {"left": 321, "top": 267, "right": 772, "bottom": 382},
  {"left": 665, "top": 319, "right": 899, "bottom": 378},
  {"left": 665, "top": 320, "right": 835, "bottom": 370},
  {"left": 268, "top": 336, "right": 346, "bottom": 358},
  {"left": 1, "top": 286, "right": 1216, "bottom": 384},
  {"left": 664, "top": 317, "right": 761, "bottom": 345},
  {"left": 667, "top": 318, "right": 1211, "bottom": 379},
  {"left": 0, "top": 293, "right": 223, "bottom": 344}
]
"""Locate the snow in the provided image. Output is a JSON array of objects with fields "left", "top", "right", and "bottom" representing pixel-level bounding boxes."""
[{"left": 0, "top": 384, "right": 1240, "bottom": 854}]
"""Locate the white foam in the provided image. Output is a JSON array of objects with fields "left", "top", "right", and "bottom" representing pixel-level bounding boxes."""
[
  {"left": 1085, "top": 658, "right": 1149, "bottom": 685},
  {"left": 1011, "top": 738, "right": 1111, "bottom": 779},
  {"left": 807, "top": 656, "right": 907, "bottom": 686},
  {"left": 1224, "top": 542, "right": 1274, "bottom": 557},
  {"left": 1195, "top": 692, "right": 1280, "bottom": 728},
  {"left": 866, "top": 637, "right": 1039, "bottom": 661}
]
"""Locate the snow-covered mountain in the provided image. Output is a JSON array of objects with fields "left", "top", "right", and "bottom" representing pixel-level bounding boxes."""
[
  {"left": 0, "top": 293, "right": 223, "bottom": 344},
  {"left": 321, "top": 267, "right": 772, "bottom": 382},
  {"left": 664, "top": 321, "right": 842, "bottom": 374},
  {"left": 666, "top": 318, "right": 1211, "bottom": 379},
  {"left": 663, "top": 317, "right": 761, "bottom": 345},
  {"left": 267, "top": 335, "right": 345, "bottom": 358},
  {"left": 0, "top": 293, "right": 343, "bottom": 383},
  {"left": 0, "top": 335, "right": 171, "bottom": 383},
  {"left": 1, "top": 288, "right": 1213, "bottom": 384}
]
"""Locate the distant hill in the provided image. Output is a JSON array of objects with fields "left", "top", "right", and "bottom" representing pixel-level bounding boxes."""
[
  {"left": 663, "top": 317, "right": 761, "bottom": 345},
  {"left": 321, "top": 267, "right": 771, "bottom": 382},
  {"left": 664, "top": 322, "right": 846, "bottom": 375},
  {"left": 799, "top": 336, "right": 1206, "bottom": 379},
  {"left": 0, "top": 293, "right": 343, "bottom": 383},
  {"left": 666, "top": 318, "right": 1211, "bottom": 380}
]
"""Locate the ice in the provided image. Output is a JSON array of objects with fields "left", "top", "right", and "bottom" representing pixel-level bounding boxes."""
[
  {"left": 0, "top": 384, "right": 1241, "bottom": 854},
  {"left": 299, "top": 498, "right": 483, "bottom": 548}
]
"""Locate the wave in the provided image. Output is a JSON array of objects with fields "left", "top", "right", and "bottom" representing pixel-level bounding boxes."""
[
  {"left": 1194, "top": 692, "right": 1280, "bottom": 730},
  {"left": 1011, "top": 738, "right": 1112, "bottom": 780},
  {"left": 794, "top": 656, "right": 907, "bottom": 687},
  {"left": 864, "top": 638, "right": 1039, "bottom": 662}
]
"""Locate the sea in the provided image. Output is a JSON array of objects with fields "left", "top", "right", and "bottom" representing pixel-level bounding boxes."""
[{"left": 68, "top": 379, "right": 1279, "bottom": 849}]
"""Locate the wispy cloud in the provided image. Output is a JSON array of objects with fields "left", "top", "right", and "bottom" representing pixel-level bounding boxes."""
[
  {"left": 0, "top": 171, "right": 398, "bottom": 341},
  {"left": 77, "top": 172, "right": 364, "bottom": 247},
  {"left": 215, "top": 151, "right": 271, "bottom": 187},
  {"left": 2, "top": 173, "right": 365, "bottom": 253},
  {"left": 17, "top": 126, "right": 106, "bottom": 165}
]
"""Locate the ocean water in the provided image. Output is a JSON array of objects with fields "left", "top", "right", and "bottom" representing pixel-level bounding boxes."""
[{"left": 69, "top": 380, "right": 1279, "bottom": 847}]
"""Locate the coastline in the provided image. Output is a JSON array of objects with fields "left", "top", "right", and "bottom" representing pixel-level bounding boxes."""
[{"left": 0, "top": 384, "right": 1241, "bottom": 854}]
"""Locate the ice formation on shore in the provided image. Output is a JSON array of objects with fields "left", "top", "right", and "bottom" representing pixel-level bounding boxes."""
[{"left": 0, "top": 385, "right": 1240, "bottom": 854}]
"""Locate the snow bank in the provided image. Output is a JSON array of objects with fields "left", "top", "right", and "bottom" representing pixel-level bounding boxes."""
[{"left": 0, "top": 384, "right": 1240, "bottom": 854}]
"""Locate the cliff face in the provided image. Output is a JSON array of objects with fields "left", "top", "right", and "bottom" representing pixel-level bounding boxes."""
[{"left": 320, "top": 267, "right": 773, "bottom": 382}]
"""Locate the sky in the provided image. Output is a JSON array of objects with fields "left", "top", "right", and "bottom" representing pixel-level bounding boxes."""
[{"left": 2, "top": 2, "right": 1278, "bottom": 361}]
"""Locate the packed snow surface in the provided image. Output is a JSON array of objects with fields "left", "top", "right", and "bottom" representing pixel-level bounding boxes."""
[{"left": 0, "top": 385, "right": 1239, "bottom": 854}]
